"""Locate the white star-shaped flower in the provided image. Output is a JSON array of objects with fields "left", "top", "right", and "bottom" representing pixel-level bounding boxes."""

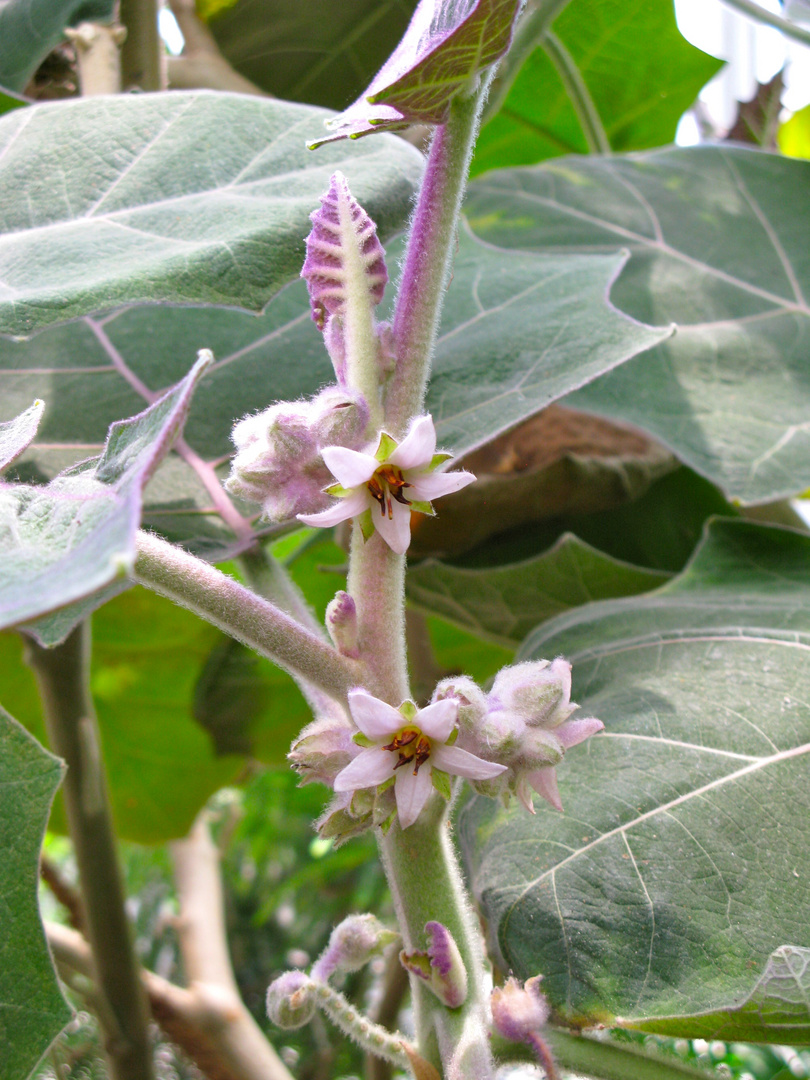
[
  {"left": 298, "top": 415, "right": 475, "bottom": 554},
  {"left": 334, "top": 689, "right": 507, "bottom": 828}
]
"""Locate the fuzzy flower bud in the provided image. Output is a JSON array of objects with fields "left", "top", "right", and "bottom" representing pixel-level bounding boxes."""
[
  {"left": 490, "top": 976, "right": 550, "bottom": 1043},
  {"left": 432, "top": 676, "right": 488, "bottom": 736},
  {"left": 289, "top": 713, "right": 358, "bottom": 788},
  {"left": 266, "top": 971, "right": 316, "bottom": 1029},
  {"left": 400, "top": 922, "right": 468, "bottom": 1009},
  {"left": 312, "top": 915, "right": 399, "bottom": 981},
  {"left": 487, "top": 659, "right": 576, "bottom": 729},
  {"left": 325, "top": 591, "right": 359, "bottom": 658},
  {"left": 225, "top": 386, "right": 369, "bottom": 521}
]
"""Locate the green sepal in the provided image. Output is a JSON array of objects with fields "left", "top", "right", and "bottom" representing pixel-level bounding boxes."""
[
  {"left": 409, "top": 500, "right": 435, "bottom": 516},
  {"left": 377, "top": 775, "right": 395, "bottom": 794},
  {"left": 325, "top": 483, "right": 351, "bottom": 497},
  {"left": 359, "top": 508, "right": 375, "bottom": 541},
  {"left": 446, "top": 728, "right": 459, "bottom": 746},
  {"left": 432, "top": 768, "right": 452, "bottom": 801},
  {"left": 429, "top": 452, "right": 452, "bottom": 471},
  {"left": 379, "top": 810, "right": 396, "bottom": 834},
  {"left": 399, "top": 700, "right": 418, "bottom": 723},
  {"left": 375, "top": 432, "right": 398, "bottom": 462},
  {"left": 352, "top": 732, "right": 375, "bottom": 748}
]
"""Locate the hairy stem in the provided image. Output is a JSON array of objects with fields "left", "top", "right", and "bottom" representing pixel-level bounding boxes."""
[
  {"left": 24, "top": 622, "right": 155, "bottom": 1080},
  {"left": 346, "top": 527, "right": 409, "bottom": 705},
  {"left": 379, "top": 799, "right": 496, "bottom": 1079},
  {"left": 133, "top": 530, "right": 359, "bottom": 702},
  {"left": 543, "top": 1029, "right": 720, "bottom": 1080},
  {"left": 541, "top": 30, "right": 610, "bottom": 154},
  {"left": 386, "top": 78, "right": 492, "bottom": 436}
]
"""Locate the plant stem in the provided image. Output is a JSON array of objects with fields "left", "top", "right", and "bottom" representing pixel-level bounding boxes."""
[
  {"left": 133, "top": 530, "right": 359, "bottom": 703},
  {"left": 346, "top": 527, "right": 409, "bottom": 705},
  {"left": 541, "top": 30, "right": 611, "bottom": 154},
  {"left": 720, "top": 0, "right": 810, "bottom": 46},
  {"left": 379, "top": 799, "right": 496, "bottom": 1079},
  {"left": 118, "top": 0, "right": 165, "bottom": 89},
  {"left": 24, "top": 622, "right": 156, "bottom": 1080},
  {"left": 542, "top": 1029, "right": 720, "bottom": 1080},
  {"left": 386, "top": 78, "right": 492, "bottom": 437}
]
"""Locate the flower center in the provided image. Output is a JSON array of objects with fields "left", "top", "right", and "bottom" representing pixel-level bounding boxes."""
[
  {"left": 366, "top": 465, "right": 412, "bottom": 519},
  {"left": 382, "top": 726, "right": 432, "bottom": 775}
]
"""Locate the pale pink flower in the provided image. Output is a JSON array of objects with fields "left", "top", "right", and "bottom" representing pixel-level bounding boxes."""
[
  {"left": 297, "top": 415, "right": 475, "bottom": 555},
  {"left": 334, "top": 689, "right": 506, "bottom": 829}
]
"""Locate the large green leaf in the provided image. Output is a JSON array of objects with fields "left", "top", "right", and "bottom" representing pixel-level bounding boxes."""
[
  {"left": 474, "top": 0, "right": 721, "bottom": 175},
  {"left": 408, "top": 534, "right": 669, "bottom": 647},
  {"left": 2, "top": 230, "right": 668, "bottom": 553},
  {"left": 0, "top": 92, "right": 423, "bottom": 335},
  {"left": 0, "top": 706, "right": 69, "bottom": 1078},
  {"left": 205, "top": 0, "right": 419, "bottom": 109},
  {"left": 0, "top": 0, "right": 114, "bottom": 92},
  {"left": 459, "top": 518, "right": 810, "bottom": 1040},
  {"left": 465, "top": 146, "right": 810, "bottom": 503},
  {"left": 0, "top": 354, "right": 209, "bottom": 632}
]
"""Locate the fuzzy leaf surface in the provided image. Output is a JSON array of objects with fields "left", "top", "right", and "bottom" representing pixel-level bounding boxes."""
[
  {"left": 2, "top": 230, "right": 667, "bottom": 552},
  {"left": 0, "top": 0, "right": 114, "bottom": 92},
  {"left": 465, "top": 146, "right": 810, "bottom": 503},
  {"left": 315, "top": 0, "right": 523, "bottom": 143},
  {"left": 0, "top": 706, "right": 69, "bottom": 1078},
  {"left": 0, "top": 354, "right": 209, "bottom": 631},
  {"left": 459, "top": 518, "right": 810, "bottom": 1039},
  {"left": 408, "top": 533, "right": 669, "bottom": 646},
  {"left": 0, "top": 399, "right": 42, "bottom": 470},
  {"left": 0, "top": 92, "right": 423, "bottom": 334},
  {"left": 475, "top": 0, "right": 721, "bottom": 175}
]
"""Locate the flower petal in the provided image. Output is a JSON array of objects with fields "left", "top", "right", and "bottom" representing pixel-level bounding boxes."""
[
  {"left": 394, "top": 765, "right": 434, "bottom": 828},
  {"left": 334, "top": 747, "right": 395, "bottom": 791},
  {"left": 388, "top": 415, "right": 436, "bottom": 470},
  {"left": 432, "top": 745, "right": 507, "bottom": 780},
  {"left": 322, "top": 445, "right": 378, "bottom": 488},
  {"left": 411, "top": 469, "right": 476, "bottom": 501},
  {"left": 556, "top": 717, "right": 603, "bottom": 749},
  {"left": 298, "top": 489, "right": 368, "bottom": 527},
  {"left": 348, "top": 689, "right": 404, "bottom": 738},
  {"left": 416, "top": 698, "right": 457, "bottom": 742},
  {"left": 527, "top": 767, "right": 563, "bottom": 811},
  {"left": 373, "top": 499, "right": 413, "bottom": 555}
]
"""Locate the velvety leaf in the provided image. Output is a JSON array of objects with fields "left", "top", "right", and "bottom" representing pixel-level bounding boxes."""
[
  {"left": 408, "top": 534, "right": 669, "bottom": 646},
  {"left": 0, "top": 0, "right": 114, "bottom": 92},
  {"left": 2, "top": 231, "right": 668, "bottom": 553},
  {"left": 312, "top": 0, "right": 524, "bottom": 144},
  {"left": 632, "top": 945, "right": 810, "bottom": 1043},
  {"left": 0, "top": 398, "right": 42, "bottom": 469},
  {"left": 0, "top": 353, "right": 209, "bottom": 631},
  {"left": 474, "top": 0, "right": 721, "bottom": 175},
  {"left": 0, "top": 706, "right": 69, "bottom": 1078},
  {"left": 0, "top": 91, "right": 423, "bottom": 335},
  {"left": 459, "top": 518, "right": 810, "bottom": 1039},
  {"left": 465, "top": 146, "right": 810, "bottom": 503},
  {"left": 205, "top": 0, "right": 418, "bottom": 111}
]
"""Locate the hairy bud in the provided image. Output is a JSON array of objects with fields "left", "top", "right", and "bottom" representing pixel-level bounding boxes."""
[
  {"left": 325, "top": 591, "right": 359, "bottom": 658},
  {"left": 491, "top": 976, "right": 550, "bottom": 1043},
  {"left": 266, "top": 971, "right": 315, "bottom": 1029},
  {"left": 313, "top": 914, "right": 399, "bottom": 981},
  {"left": 400, "top": 922, "right": 468, "bottom": 1009}
]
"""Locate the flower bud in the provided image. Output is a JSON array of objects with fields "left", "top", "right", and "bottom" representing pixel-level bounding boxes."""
[
  {"left": 400, "top": 922, "right": 468, "bottom": 1009},
  {"left": 490, "top": 976, "right": 549, "bottom": 1043},
  {"left": 266, "top": 970, "right": 316, "bottom": 1029},
  {"left": 432, "top": 676, "right": 487, "bottom": 736},
  {"left": 312, "top": 914, "right": 399, "bottom": 981},
  {"left": 488, "top": 660, "right": 576, "bottom": 729},
  {"left": 289, "top": 714, "right": 357, "bottom": 787},
  {"left": 325, "top": 591, "right": 358, "bottom": 658}
]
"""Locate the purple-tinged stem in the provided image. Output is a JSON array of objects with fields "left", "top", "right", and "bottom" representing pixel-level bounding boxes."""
[
  {"left": 527, "top": 1032, "right": 560, "bottom": 1080},
  {"left": 385, "top": 78, "right": 491, "bottom": 437}
]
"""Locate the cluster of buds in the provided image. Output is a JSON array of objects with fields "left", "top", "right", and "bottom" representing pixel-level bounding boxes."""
[
  {"left": 225, "top": 386, "right": 369, "bottom": 521},
  {"left": 434, "top": 659, "right": 603, "bottom": 813}
]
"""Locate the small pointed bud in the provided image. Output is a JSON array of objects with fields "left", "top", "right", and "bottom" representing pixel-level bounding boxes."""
[
  {"left": 490, "top": 976, "right": 550, "bottom": 1043},
  {"left": 433, "top": 676, "right": 487, "bottom": 735},
  {"left": 400, "top": 922, "right": 468, "bottom": 1009},
  {"left": 289, "top": 713, "right": 357, "bottom": 787},
  {"left": 325, "top": 591, "right": 359, "bottom": 658},
  {"left": 312, "top": 914, "right": 399, "bottom": 981},
  {"left": 301, "top": 172, "right": 388, "bottom": 330},
  {"left": 266, "top": 970, "right": 316, "bottom": 1029},
  {"left": 489, "top": 660, "right": 576, "bottom": 729}
]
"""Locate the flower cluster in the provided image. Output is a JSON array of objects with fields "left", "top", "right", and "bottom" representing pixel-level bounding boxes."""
[{"left": 434, "top": 659, "right": 603, "bottom": 813}]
